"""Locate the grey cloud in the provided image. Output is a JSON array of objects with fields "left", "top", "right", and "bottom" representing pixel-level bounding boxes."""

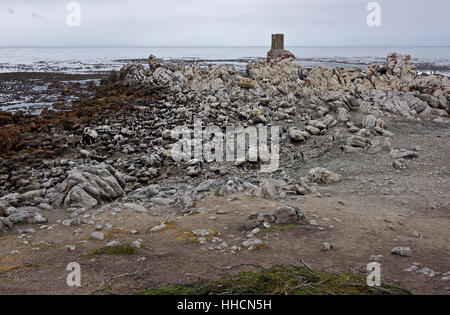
[{"left": 0, "top": 0, "right": 449, "bottom": 46}]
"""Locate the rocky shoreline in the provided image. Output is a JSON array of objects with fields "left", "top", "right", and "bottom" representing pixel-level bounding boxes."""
[
  {"left": 0, "top": 72, "right": 104, "bottom": 114},
  {"left": 1, "top": 51, "right": 449, "bottom": 231},
  {"left": 0, "top": 52, "right": 449, "bottom": 294}
]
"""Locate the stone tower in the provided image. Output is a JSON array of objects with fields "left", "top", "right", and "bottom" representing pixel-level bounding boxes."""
[
  {"left": 271, "top": 34, "right": 285, "bottom": 50},
  {"left": 267, "top": 34, "right": 295, "bottom": 63}
]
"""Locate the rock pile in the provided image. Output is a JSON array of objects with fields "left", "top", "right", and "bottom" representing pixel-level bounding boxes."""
[{"left": 0, "top": 51, "right": 448, "bottom": 233}]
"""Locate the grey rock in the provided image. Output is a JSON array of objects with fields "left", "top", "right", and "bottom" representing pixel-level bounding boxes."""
[
  {"left": 33, "top": 214, "right": 48, "bottom": 224},
  {"left": 288, "top": 128, "right": 309, "bottom": 142},
  {"left": 242, "top": 238, "right": 262, "bottom": 248},
  {"left": 347, "top": 135, "right": 371, "bottom": 148},
  {"left": 390, "top": 149, "right": 418, "bottom": 159},
  {"left": 241, "top": 219, "right": 261, "bottom": 230},
  {"left": 261, "top": 180, "right": 277, "bottom": 199},
  {"left": 106, "top": 240, "right": 121, "bottom": 247},
  {"left": 7, "top": 208, "right": 36, "bottom": 224},
  {"left": 123, "top": 203, "right": 148, "bottom": 214},
  {"left": 321, "top": 242, "right": 334, "bottom": 251},
  {"left": 391, "top": 247, "right": 413, "bottom": 257},
  {"left": 53, "top": 164, "right": 125, "bottom": 210},
  {"left": 195, "top": 179, "right": 220, "bottom": 192},
  {"left": 151, "top": 197, "right": 175, "bottom": 206},
  {"left": 308, "top": 167, "right": 343, "bottom": 184},
  {"left": 0, "top": 217, "right": 13, "bottom": 234},
  {"left": 337, "top": 108, "right": 350, "bottom": 122},
  {"left": 362, "top": 115, "right": 377, "bottom": 129},
  {"left": 38, "top": 203, "right": 53, "bottom": 211},
  {"left": 149, "top": 222, "right": 167, "bottom": 232},
  {"left": 370, "top": 255, "right": 384, "bottom": 262},
  {"left": 192, "top": 229, "right": 210, "bottom": 237},
  {"left": 90, "top": 232, "right": 105, "bottom": 241},
  {"left": 274, "top": 205, "right": 305, "bottom": 225},
  {"left": 132, "top": 239, "right": 143, "bottom": 248}
]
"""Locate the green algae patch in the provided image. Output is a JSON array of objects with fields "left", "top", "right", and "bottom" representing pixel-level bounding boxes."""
[
  {"left": 81, "top": 245, "right": 138, "bottom": 258},
  {"left": 135, "top": 266, "right": 412, "bottom": 295}
]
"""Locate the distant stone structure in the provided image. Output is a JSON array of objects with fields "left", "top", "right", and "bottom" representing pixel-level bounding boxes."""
[
  {"left": 272, "top": 34, "right": 285, "bottom": 50},
  {"left": 267, "top": 34, "right": 295, "bottom": 63}
]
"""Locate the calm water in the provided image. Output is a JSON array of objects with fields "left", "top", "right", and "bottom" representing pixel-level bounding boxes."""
[
  {"left": 1, "top": 46, "right": 449, "bottom": 114},
  {"left": 0, "top": 46, "right": 449, "bottom": 73}
]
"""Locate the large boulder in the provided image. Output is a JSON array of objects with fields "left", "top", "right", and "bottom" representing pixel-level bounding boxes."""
[
  {"left": 359, "top": 90, "right": 431, "bottom": 118},
  {"left": 386, "top": 53, "right": 417, "bottom": 81},
  {"left": 274, "top": 206, "right": 306, "bottom": 225},
  {"left": 7, "top": 206, "right": 37, "bottom": 224},
  {"left": 53, "top": 164, "right": 126, "bottom": 210}
]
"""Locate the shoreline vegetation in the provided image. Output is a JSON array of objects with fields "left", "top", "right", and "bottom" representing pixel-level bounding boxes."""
[{"left": 135, "top": 265, "right": 412, "bottom": 295}]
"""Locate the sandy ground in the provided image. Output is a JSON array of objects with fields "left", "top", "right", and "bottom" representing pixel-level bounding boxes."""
[{"left": 0, "top": 117, "right": 449, "bottom": 295}]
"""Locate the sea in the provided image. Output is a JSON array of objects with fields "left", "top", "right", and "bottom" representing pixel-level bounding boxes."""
[
  {"left": 0, "top": 46, "right": 449, "bottom": 74},
  {"left": 0, "top": 46, "right": 449, "bottom": 114}
]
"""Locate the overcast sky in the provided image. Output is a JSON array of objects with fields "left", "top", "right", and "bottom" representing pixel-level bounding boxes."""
[{"left": 1, "top": 0, "right": 449, "bottom": 46}]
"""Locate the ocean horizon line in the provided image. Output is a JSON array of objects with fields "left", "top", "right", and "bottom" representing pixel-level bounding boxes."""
[{"left": 1, "top": 45, "right": 449, "bottom": 48}]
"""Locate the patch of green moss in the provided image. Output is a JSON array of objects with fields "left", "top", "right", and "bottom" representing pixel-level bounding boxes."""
[
  {"left": 135, "top": 266, "right": 412, "bottom": 295},
  {"left": 81, "top": 245, "right": 138, "bottom": 258},
  {"left": 175, "top": 232, "right": 199, "bottom": 244},
  {"left": 139, "top": 285, "right": 198, "bottom": 295},
  {"left": 4, "top": 263, "right": 49, "bottom": 273}
]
